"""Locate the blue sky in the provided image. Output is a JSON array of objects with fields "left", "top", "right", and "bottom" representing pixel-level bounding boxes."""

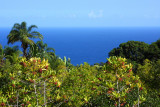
[{"left": 0, "top": 0, "right": 160, "bottom": 27}]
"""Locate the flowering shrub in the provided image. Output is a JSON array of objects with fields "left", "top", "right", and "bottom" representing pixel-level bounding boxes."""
[
  {"left": 0, "top": 56, "right": 147, "bottom": 107},
  {"left": 0, "top": 57, "right": 61, "bottom": 106},
  {"left": 94, "top": 56, "right": 146, "bottom": 106}
]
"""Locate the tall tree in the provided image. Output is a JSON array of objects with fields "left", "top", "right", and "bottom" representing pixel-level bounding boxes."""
[{"left": 7, "top": 22, "right": 43, "bottom": 57}]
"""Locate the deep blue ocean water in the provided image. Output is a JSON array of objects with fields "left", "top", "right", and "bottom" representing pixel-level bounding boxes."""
[{"left": 0, "top": 27, "right": 160, "bottom": 65}]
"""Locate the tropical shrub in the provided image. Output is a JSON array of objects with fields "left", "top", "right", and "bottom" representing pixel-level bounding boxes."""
[
  {"left": 0, "top": 57, "right": 62, "bottom": 106},
  {"left": 91, "top": 56, "right": 146, "bottom": 107}
]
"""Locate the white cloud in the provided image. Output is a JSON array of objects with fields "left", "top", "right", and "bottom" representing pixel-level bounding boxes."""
[{"left": 88, "top": 10, "right": 103, "bottom": 18}]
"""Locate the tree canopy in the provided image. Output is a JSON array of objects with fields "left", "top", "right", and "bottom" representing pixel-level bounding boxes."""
[
  {"left": 147, "top": 39, "right": 160, "bottom": 61},
  {"left": 109, "top": 41, "right": 149, "bottom": 64},
  {"left": 7, "top": 22, "right": 43, "bottom": 57}
]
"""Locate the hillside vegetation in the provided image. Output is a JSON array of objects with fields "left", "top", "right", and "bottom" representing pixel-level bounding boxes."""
[{"left": 0, "top": 22, "right": 159, "bottom": 107}]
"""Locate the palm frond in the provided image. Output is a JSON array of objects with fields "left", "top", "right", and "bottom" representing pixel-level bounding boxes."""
[
  {"left": 0, "top": 44, "right": 2, "bottom": 49},
  {"left": 30, "top": 31, "right": 43, "bottom": 40},
  {"left": 12, "top": 23, "right": 21, "bottom": 30},
  {"left": 4, "top": 46, "right": 19, "bottom": 56},
  {"left": 7, "top": 30, "right": 20, "bottom": 44},
  {"left": 5, "top": 50, "right": 22, "bottom": 63},
  {"left": 0, "top": 44, "right": 3, "bottom": 56},
  {"left": 7, "top": 30, "right": 19, "bottom": 38},
  {"left": 36, "top": 41, "right": 44, "bottom": 46},
  {"left": 29, "top": 44, "right": 39, "bottom": 57},
  {"left": 28, "top": 25, "right": 38, "bottom": 32},
  {"left": 22, "top": 36, "right": 34, "bottom": 45},
  {"left": 36, "top": 41, "right": 45, "bottom": 48},
  {"left": 46, "top": 48, "right": 55, "bottom": 52},
  {"left": 21, "top": 22, "right": 27, "bottom": 30}
]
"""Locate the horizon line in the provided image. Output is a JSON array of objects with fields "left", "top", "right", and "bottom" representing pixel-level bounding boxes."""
[{"left": 0, "top": 26, "right": 160, "bottom": 29}]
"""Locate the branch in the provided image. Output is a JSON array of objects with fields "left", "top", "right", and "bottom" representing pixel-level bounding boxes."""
[{"left": 34, "top": 81, "right": 39, "bottom": 106}]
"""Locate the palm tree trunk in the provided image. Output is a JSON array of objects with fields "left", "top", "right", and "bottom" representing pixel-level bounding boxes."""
[
  {"left": 23, "top": 48, "right": 27, "bottom": 57},
  {"left": 22, "top": 43, "right": 28, "bottom": 57}
]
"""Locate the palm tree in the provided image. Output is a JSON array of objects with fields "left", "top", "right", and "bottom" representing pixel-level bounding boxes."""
[
  {"left": 4, "top": 46, "right": 22, "bottom": 63},
  {"left": 0, "top": 44, "right": 2, "bottom": 54},
  {"left": 29, "top": 41, "right": 55, "bottom": 59},
  {"left": 4, "top": 45, "right": 19, "bottom": 56},
  {"left": 7, "top": 21, "right": 43, "bottom": 57},
  {"left": 0, "top": 44, "right": 4, "bottom": 62}
]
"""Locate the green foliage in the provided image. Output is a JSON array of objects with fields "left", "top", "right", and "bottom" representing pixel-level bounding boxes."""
[
  {"left": 4, "top": 46, "right": 22, "bottom": 63},
  {"left": 0, "top": 44, "right": 2, "bottom": 54},
  {"left": 59, "top": 56, "right": 73, "bottom": 68},
  {"left": 28, "top": 41, "right": 69, "bottom": 71},
  {"left": 147, "top": 39, "right": 160, "bottom": 61},
  {"left": 4, "top": 46, "right": 19, "bottom": 55},
  {"left": 49, "top": 56, "right": 67, "bottom": 70},
  {"left": 60, "top": 62, "right": 99, "bottom": 106},
  {"left": 109, "top": 40, "right": 160, "bottom": 71},
  {"left": 0, "top": 56, "right": 149, "bottom": 106},
  {"left": 29, "top": 41, "right": 55, "bottom": 58},
  {"left": 109, "top": 41, "right": 149, "bottom": 64},
  {"left": 0, "top": 45, "right": 22, "bottom": 64},
  {"left": 108, "top": 40, "right": 160, "bottom": 106},
  {"left": 137, "top": 59, "right": 160, "bottom": 90},
  {"left": 0, "top": 57, "right": 63, "bottom": 106},
  {"left": 7, "top": 22, "right": 43, "bottom": 57},
  {"left": 0, "top": 44, "right": 4, "bottom": 62},
  {"left": 95, "top": 56, "right": 146, "bottom": 107},
  {"left": 1, "top": 23, "right": 160, "bottom": 106},
  {"left": 141, "top": 89, "right": 160, "bottom": 107}
]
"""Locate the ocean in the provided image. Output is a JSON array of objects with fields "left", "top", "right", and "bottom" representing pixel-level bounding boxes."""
[{"left": 0, "top": 27, "right": 160, "bottom": 65}]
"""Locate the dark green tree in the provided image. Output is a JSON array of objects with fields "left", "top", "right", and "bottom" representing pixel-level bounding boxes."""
[
  {"left": 4, "top": 46, "right": 19, "bottom": 56},
  {"left": 147, "top": 39, "right": 160, "bottom": 61},
  {"left": 7, "top": 21, "right": 43, "bottom": 57},
  {"left": 4, "top": 46, "right": 22, "bottom": 63},
  {"left": 137, "top": 59, "right": 160, "bottom": 106},
  {"left": 109, "top": 41, "right": 149, "bottom": 64},
  {"left": 137, "top": 59, "right": 160, "bottom": 90}
]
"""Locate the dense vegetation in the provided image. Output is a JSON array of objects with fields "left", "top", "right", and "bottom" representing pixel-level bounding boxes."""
[{"left": 0, "top": 22, "right": 160, "bottom": 106}]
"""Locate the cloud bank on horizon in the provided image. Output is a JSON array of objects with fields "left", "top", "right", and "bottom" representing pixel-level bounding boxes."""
[{"left": 0, "top": 0, "right": 160, "bottom": 27}]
